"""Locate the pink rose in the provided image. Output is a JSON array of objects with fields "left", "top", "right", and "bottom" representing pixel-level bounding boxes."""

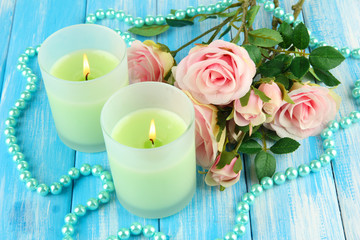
[
  {"left": 205, "top": 154, "right": 241, "bottom": 188},
  {"left": 127, "top": 40, "right": 174, "bottom": 83},
  {"left": 184, "top": 91, "right": 225, "bottom": 169},
  {"left": 265, "top": 83, "right": 341, "bottom": 140},
  {"left": 258, "top": 81, "right": 282, "bottom": 122},
  {"left": 173, "top": 40, "right": 256, "bottom": 105},
  {"left": 234, "top": 90, "right": 266, "bottom": 127}
]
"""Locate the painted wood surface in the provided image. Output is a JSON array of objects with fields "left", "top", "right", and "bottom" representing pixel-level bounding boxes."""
[{"left": 0, "top": 0, "right": 359, "bottom": 239}]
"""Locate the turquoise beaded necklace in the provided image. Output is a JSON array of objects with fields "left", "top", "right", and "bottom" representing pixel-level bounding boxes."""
[{"left": 4, "top": 0, "right": 360, "bottom": 239}]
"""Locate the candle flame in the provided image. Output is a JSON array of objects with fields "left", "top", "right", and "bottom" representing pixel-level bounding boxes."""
[
  {"left": 83, "top": 53, "right": 90, "bottom": 78},
  {"left": 149, "top": 119, "right": 156, "bottom": 142}
]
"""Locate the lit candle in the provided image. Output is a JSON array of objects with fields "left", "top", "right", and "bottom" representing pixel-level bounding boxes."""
[
  {"left": 101, "top": 82, "right": 196, "bottom": 219},
  {"left": 38, "top": 24, "right": 128, "bottom": 152}
]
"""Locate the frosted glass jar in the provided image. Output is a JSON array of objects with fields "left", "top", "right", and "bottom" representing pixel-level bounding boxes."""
[
  {"left": 38, "top": 24, "right": 128, "bottom": 153},
  {"left": 101, "top": 82, "right": 196, "bottom": 218}
]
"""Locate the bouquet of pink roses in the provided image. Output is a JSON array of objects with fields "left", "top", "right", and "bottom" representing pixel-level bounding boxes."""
[{"left": 126, "top": 1, "right": 344, "bottom": 190}]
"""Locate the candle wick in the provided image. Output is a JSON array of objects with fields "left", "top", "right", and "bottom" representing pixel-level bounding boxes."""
[
  {"left": 150, "top": 139, "right": 154, "bottom": 145},
  {"left": 85, "top": 72, "right": 89, "bottom": 81}
]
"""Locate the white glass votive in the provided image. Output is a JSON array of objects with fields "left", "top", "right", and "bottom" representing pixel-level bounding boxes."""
[
  {"left": 38, "top": 24, "right": 128, "bottom": 153},
  {"left": 101, "top": 82, "right": 196, "bottom": 219}
]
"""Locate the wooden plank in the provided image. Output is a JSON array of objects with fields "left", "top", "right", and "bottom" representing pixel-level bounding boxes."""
[
  {"left": 0, "top": 0, "right": 16, "bottom": 97},
  {"left": 71, "top": 1, "right": 159, "bottom": 239},
  {"left": 243, "top": 1, "right": 346, "bottom": 239},
  {"left": 0, "top": 0, "right": 85, "bottom": 239},
  {"left": 157, "top": 0, "right": 251, "bottom": 239},
  {"left": 303, "top": 0, "right": 360, "bottom": 239}
]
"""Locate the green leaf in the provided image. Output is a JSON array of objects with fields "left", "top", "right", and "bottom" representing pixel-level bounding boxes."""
[
  {"left": 199, "top": 15, "right": 217, "bottom": 22},
  {"left": 309, "top": 46, "right": 345, "bottom": 71},
  {"left": 313, "top": 68, "right": 341, "bottom": 87},
  {"left": 246, "top": 5, "right": 260, "bottom": 27},
  {"left": 216, "top": 150, "right": 237, "bottom": 169},
  {"left": 259, "top": 59, "right": 284, "bottom": 77},
  {"left": 243, "top": 45, "right": 262, "bottom": 66},
  {"left": 233, "top": 155, "right": 243, "bottom": 173},
  {"left": 275, "top": 74, "right": 290, "bottom": 89},
  {"left": 270, "top": 137, "right": 300, "bottom": 154},
  {"left": 128, "top": 25, "right": 170, "bottom": 37},
  {"left": 260, "top": 48, "right": 270, "bottom": 58},
  {"left": 238, "top": 139, "right": 262, "bottom": 154},
  {"left": 255, "top": 151, "right": 276, "bottom": 181},
  {"left": 156, "top": 43, "right": 171, "bottom": 53},
  {"left": 248, "top": 28, "right": 283, "bottom": 47},
  {"left": 219, "top": 25, "right": 232, "bottom": 39},
  {"left": 216, "top": 107, "right": 232, "bottom": 141},
  {"left": 278, "top": 22, "right": 293, "bottom": 49},
  {"left": 307, "top": 67, "right": 322, "bottom": 82},
  {"left": 293, "top": 23, "right": 310, "bottom": 49},
  {"left": 166, "top": 18, "right": 194, "bottom": 27},
  {"left": 276, "top": 82, "right": 295, "bottom": 104},
  {"left": 253, "top": 87, "right": 271, "bottom": 102},
  {"left": 274, "top": 54, "right": 293, "bottom": 71},
  {"left": 218, "top": 10, "right": 238, "bottom": 18},
  {"left": 240, "top": 89, "right": 251, "bottom": 107},
  {"left": 289, "top": 56, "right": 310, "bottom": 79},
  {"left": 265, "top": 130, "right": 281, "bottom": 141}
]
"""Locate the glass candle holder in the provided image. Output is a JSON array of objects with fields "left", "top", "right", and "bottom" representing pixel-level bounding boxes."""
[
  {"left": 38, "top": 24, "right": 128, "bottom": 153},
  {"left": 101, "top": 82, "right": 196, "bottom": 219}
]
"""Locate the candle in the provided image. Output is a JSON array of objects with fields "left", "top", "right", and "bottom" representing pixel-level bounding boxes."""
[
  {"left": 101, "top": 82, "right": 196, "bottom": 218},
  {"left": 38, "top": 24, "right": 128, "bottom": 152}
]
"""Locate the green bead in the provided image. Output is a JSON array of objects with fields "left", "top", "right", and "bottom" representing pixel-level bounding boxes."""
[
  {"left": 4, "top": 118, "right": 16, "bottom": 128},
  {"left": 62, "top": 224, "right": 75, "bottom": 236},
  {"left": 17, "top": 62, "right": 27, "bottom": 71},
  {"left": 100, "top": 171, "right": 112, "bottom": 182},
  {"left": 317, "top": 41, "right": 327, "bottom": 47},
  {"left": 250, "top": 184, "right": 263, "bottom": 197},
  {"left": 283, "top": 13, "right": 294, "bottom": 24},
  {"left": 274, "top": 7, "right": 285, "bottom": 19},
  {"left": 9, "top": 143, "right": 20, "bottom": 155},
  {"left": 105, "top": 8, "right": 115, "bottom": 19},
  {"left": 260, "top": 176, "right": 273, "bottom": 190},
  {"left": 114, "top": 29, "right": 122, "bottom": 35},
  {"left": 121, "top": 32, "right": 131, "bottom": 39},
  {"left": 86, "top": 198, "right": 99, "bottom": 210},
  {"left": 352, "top": 88, "right": 360, "bottom": 98},
  {"left": 15, "top": 99, "right": 26, "bottom": 110},
  {"left": 18, "top": 54, "right": 29, "bottom": 63},
  {"left": 355, "top": 79, "right": 360, "bottom": 88},
  {"left": 50, "top": 182, "right": 63, "bottom": 195},
  {"left": 319, "top": 153, "right": 331, "bottom": 166},
  {"left": 134, "top": 17, "right": 144, "bottom": 28},
  {"left": 351, "top": 48, "right": 360, "bottom": 59},
  {"left": 118, "top": 228, "right": 130, "bottom": 240},
  {"left": 321, "top": 128, "right": 333, "bottom": 139},
  {"left": 103, "top": 181, "right": 115, "bottom": 192},
  {"left": 309, "top": 37, "right": 318, "bottom": 48},
  {"left": 196, "top": 5, "right": 206, "bottom": 14},
  {"left": 26, "top": 73, "right": 38, "bottom": 83},
  {"left": 4, "top": 126, "right": 15, "bottom": 136},
  {"left": 186, "top": 6, "right": 197, "bottom": 17},
  {"left": 206, "top": 5, "right": 215, "bottom": 14},
  {"left": 242, "top": 192, "right": 255, "bottom": 205},
  {"left": 86, "top": 13, "right": 96, "bottom": 23},
  {"left": 17, "top": 160, "right": 29, "bottom": 171},
  {"left": 92, "top": 164, "right": 104, "bottom": 176},
  {"left": 233, "top": 223, "right": 246, "bottom": 236},
  {"left": 59, "top": 175, "right": 72, "bottom": 187},
  {"left": 9, "top": 107, "right": 20, "bottom": 118},
  {"left": 340, "top": 47, "right": 351, "bottom": 58},
  {"left": 115, "top": 10, "right": 125, "bottom": 21},
  {"left": 235, "top": 212, "right": 249, "bottom": 224},
  {"left": 107, "top": 236, "right": 117, "bottom": 240},
  {"left": 285, "top": 167, "right": 298, "bottom": 180},
  {"left": 124, "top": 15, "right": 134, "bottom": 25},
  {"left": 153, "top": 232, "right": 167, "bottom": 240},
  {"left": 224, "top": 231, "right": 238, "bottom": 240},
  {"left": 25, "top": 47, "right": 36, "bottom": 57},
  {"left": 293, "top": 19, "right": 302, "bottom": 27},
  {"left": 327, "top": 120, "right": 340, "bottom": 132},
  {"left": 80, "top": 163, "right": 91, "bottom": 175},
  {"left": 20, "top": 90, "right": 32, "bottom": 101},
  {"left": 95, "top": 9, "right": 105, "bottom": 20},
  {"left": 166, "top": 13, "right": 175, "bottom": 20},
  {"left": 13, "top": 152, "right": 24, "bottom": 162},
  {"left": 332, "top": 46, "right": 339, "bottom": 51},
  {"left": 19, "top": 170, "right": 31, "bottom": 182},
  {"left": 64, "top": 213, "right": 78, "bottom": 224},
  {"left": 325, "top": 148, "right": 337, "bottom": 159},
  {"left": 323, "top": 139, "right": 335, "bottom": 149},
  {"left": 155, "top": 15, "right": 165, "bottom": 25},
  {"left": 236, "top": 201, "right": 250, "bottom": 213},
  {"left": 143, "top": 225, "right": 156, "bottom": 237},
  {"left": 25, "top": 178, "right": 38, "bottom": 191},
  {"left": 98, "top": 191, "right": 111, "bottom": 203},
  {"left": 298, "top": 164, "right": 310, "bottom": 177},
  {"left": 175, "top": 9, "right": 186, "bottom": 20},
  {"left": 37, "top": 183, "right": 49, "bottom": 196},
  {"left": 264, "top": 1, "right": 275, "bottom": 12},
  {"left": 5, "top": 135, "right": 17, "bottom": 145},
  {"left": 74, "top": 204, "right": 87, "bottom": 217},
  {"left": 145, "top": 15, "right": 155, "bottom": 25},
  {"left": 21, "top": 67, "right": 32, "bottom": 76},
  {"left": 340, "top": 117, "right": 352, "bottom": 128},
  {"left": 68, "top": 167, "right": 80, "bottom": 179},
  {"left": 273, "top": 172, "right": 286, "bottom": 185},
  {"left": 215, "top": 2, "right": 225, "bottom": 12},
  {"left": 130, "top": 222, "right": 142, "bottom": 235},
  {"left": 350, "top": 110, "right": 360, "bottom": 123},
  {"left": 62, "top": 236, "right": 73, "bottom": 240},
  {"left": 222, "top": 0, "right": 233, "bottom": 6},
  {"left": 35, "top": 45, "right": 41, "bottom": 54},
  {"left": 310, "top": 160, "right": 322, "bottom": 172},
  {"left": 25, "top": 83, "right": 37, "bottom": 92}
]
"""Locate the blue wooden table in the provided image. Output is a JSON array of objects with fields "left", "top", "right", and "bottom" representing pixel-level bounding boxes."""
[{"left": 1, "top": 0, "right": 360, "bottom": 239}]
